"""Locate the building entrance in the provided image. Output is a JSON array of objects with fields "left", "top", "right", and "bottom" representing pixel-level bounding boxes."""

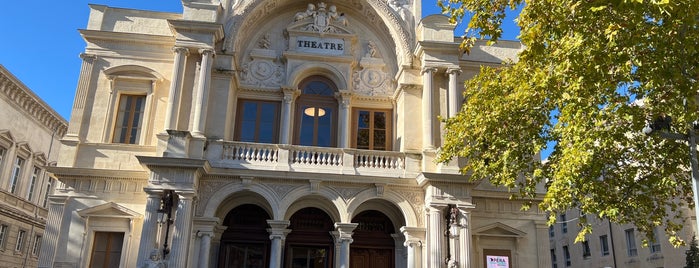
[
  {"left": 350, "top": 210, "right": 395, "bottom": 268},
  {"left": 218, "top": 204, "right": 271, "bottom": 268}
]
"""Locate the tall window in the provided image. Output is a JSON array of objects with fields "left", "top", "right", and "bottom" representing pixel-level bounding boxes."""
[
  {"left": 549, "top": 225, "right": 555, "bottom": 237},
  {"left": 625, "top": 228, "right": 638, "bottom": 256},
  {"left": 15, "top": 230, "right": 25, "bottom": 252},
  {"left": 295, "top": 76, "right": 337, "bottom": 147},
  {"left": 600, "top": 235, "right": 609, "bottom": 256},
  {"left": 0, "top": 148, "right": 5, "bottom": 173},
  {"left": 550, "top": 249, "right": 557, "bottom": 268},
  {"left": 32, "top": 235, "right": 41, "bottom": 256},
  {"left": 112, "top": 94, "right": 146, "bottom": 144},
  {"left": 43, "top": 178, "right": 53, "bottom": 208},
  {"left": 650, "top": 227, "right": 661, "bottom": 253},
  {"left": 27, "top": 167, "right": 40, "bottom": 201},
  {"left": 0, "top": 224, "right": 7, "bottom": 249},
  {"left": 9, "top": 157, "right": 24, "bottom": 194},
  {"left": 582, "top": 240, "right": 591, "bottom": 258},
  {"left": 562, "top": 246, "right": 571, "bottom": 266},
  {"left": 90, "top": 232, "right": 124, "bottom": 268},
  {"left": 560, "top": 214, "right": 567, "bottom": 233},
  {"left": 235, "top": 100, "right": 280, "bottom": 143},
  {"left": 352, "top": 109, "right": 391, "bottom": 150}
]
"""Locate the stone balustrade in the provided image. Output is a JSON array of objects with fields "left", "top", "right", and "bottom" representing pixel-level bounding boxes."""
[{"left": 207, "top": 141, "right": 421, "bottom": 178}]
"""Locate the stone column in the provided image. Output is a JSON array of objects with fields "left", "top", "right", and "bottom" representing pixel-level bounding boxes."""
[
  {"left": 336, "top": 92, "right": 352, "bottom": 148},
  {"left": 192, "top": 48, "right": 215, "bottom": 137},
  {"left": 421, "top": 67, "right": 437, "bottom": 149},
  {"left": 447, "top": 68, "right": 462, "bottom": 118},
  {"left": 457, "top": 207, "right": 472, "bottom": 268},
  {"left": 280, "top": 88, "right": 298, "bottom": 144},
  {"left": 65, "top": 53, "right": 96, "bottom": 140},
  {"left": 38, "top": 196, "right": 68, "bottom": 268},
  {"left": 401, "top": 226, "right": 425, "bottom": 268},
  {"left": 267, "top": 220, "right": 291, "bottom": 268},
  {"left": 137, "top": 189, "right": 164, "bottom": 267},
  {"left": 164, "top": 47, "right": 189, "bottom": 131},
  {"left": 333, "top": 223, "right": 358, "bottom": 268},
  {"left": 536, "top": 222, "right": 552, "bottom": 268},
  {"left": 169, "top": 192, "right": 195, "bottom": 268},
  {"left": 193, "top": 217, "right": 220, "bottom": 268},
  {"left": 198, "top": 231, "right": 213, "bottom": 268},
  {"left": 427, "top": 204, "right": 446, "bottom": 268}
]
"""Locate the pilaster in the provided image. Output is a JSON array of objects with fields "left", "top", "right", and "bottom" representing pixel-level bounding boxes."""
[
  {"left": 421, "top": 67, "right": 437, "bottom": 150},
  {"left": 64, "top": 53, "right": 96, "bottom": 142}
]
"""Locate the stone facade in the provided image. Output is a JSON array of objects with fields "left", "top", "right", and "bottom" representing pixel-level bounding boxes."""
[
  {"left": 39, "top": 1, "right": 551, "bottom": 268},
  {"left": 550, "top": 208, "right": 695, "bottom": 268},
  {"left": 0, "top": 65, "right": 67, "bottom": 268}
]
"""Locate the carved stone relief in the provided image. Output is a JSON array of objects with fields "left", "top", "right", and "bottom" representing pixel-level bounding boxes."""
[
  {"left": 196, "top": 179, "right": 234, "bottom": 216},
  {"left": 352, "top": 41, "right": 393, "bottom": 96},
  {"left": 239, "top": 43, "right": 284, "bottom": 88}
]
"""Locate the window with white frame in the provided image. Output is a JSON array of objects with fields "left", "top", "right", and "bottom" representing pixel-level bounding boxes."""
[
  {"left": 42, "top": 178, "right": 53, "bottom": 208},
  {"left": 0, "top": 224, "right": 7, "bottom": 250},
  {"left": 0, "top": 147, "right": 5, "bottom": 173},
  {"left": 650, "top": 227, "right": 661, "bottom": 253},
  {"left": 15, "top": 230, "right": 25, "bottom": 252},
  {"left": 104, "top": 71, "right": 159, "bottom": 145},
  {"left": 31, "top": 235, "right": 41, "bottom": 256},
  {"left": 625, "top": 228, "right": 638, "bottom": 256},
  {"left": 26, "top": 166, "right": 40, "bottom": 201},
  {"left": 9, "top": 157, "right": 24, "bottom": 194}
]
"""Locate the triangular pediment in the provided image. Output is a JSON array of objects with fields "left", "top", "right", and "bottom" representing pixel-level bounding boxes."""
[
  {"left": 16, "top": 142, "right": 33, "bottom": 156},
  {"left": 78, "top": 202, "right": 141, "bottom": 219},
  {"left": 474, "top": 222, "right": 526, "bottom": 238},
  {"left": 0, "top": 130, "right": 15, "bottom": 147}
]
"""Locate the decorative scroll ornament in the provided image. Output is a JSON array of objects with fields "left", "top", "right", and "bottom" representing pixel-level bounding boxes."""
[{"left": 294, "top": 2, "right": 349, "bottom": 33}]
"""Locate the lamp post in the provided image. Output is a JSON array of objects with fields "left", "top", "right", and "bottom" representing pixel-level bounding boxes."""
[
  {"left": 643, "top": 116, "right": 699, "bottom": 236},
  {"left": 158, "top": 190, "right": 175, "bottom": 258},
  {"left": 444, "top": 204, "right": 459, "bottom": 268}
]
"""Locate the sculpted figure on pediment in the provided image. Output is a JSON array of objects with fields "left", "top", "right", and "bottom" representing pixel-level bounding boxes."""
[{"left": 295, "top": 2, "right": 350, "bottom": 33}]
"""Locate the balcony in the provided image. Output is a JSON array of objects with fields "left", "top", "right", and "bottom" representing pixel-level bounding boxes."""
[{"left": 205, "top": 141, "right": 421, "bottom": 178}]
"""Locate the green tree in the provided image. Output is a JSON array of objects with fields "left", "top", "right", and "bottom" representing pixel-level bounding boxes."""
[
  {"left": 437, "top": 0, "right": 699, "bottom": 245},
  {"left": 687, "top": 235, "right": 699, "bottom": 268}
]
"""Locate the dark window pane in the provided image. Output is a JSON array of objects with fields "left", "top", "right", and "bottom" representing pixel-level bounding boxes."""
[
  {"left": 357, "top": 129, "right": 370, "bottom": 149},
  {"left": 236, "top": 100, "right": 280, "bottom": 143},
  {"left": 317, "top": 108, "right": 333, "bottom": 147},
  {"left": 299, "top": 107, "right": 315, "bottom": 146},
  {"left": 374, "top": 130, "right": 386, "bottom": 149},
  {"left": 374, "top": 112, "right": 386, "bottom": 129},
  {"left": 358, "top": 111, "right": 370, "bottom": 128}
]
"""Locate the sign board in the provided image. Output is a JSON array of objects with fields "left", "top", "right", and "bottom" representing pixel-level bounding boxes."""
[
  {"left": 486, "top": 255, "right": 509, "bottom": 268},
  {"left": 295, "top": 36, "right": 345, "bottom": 55}
]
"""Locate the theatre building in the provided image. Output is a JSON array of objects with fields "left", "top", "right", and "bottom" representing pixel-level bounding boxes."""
[{"left": 39, "top": 0, "right": 550, "bottom": 267}]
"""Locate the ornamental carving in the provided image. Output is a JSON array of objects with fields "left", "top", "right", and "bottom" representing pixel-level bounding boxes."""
[
  {"left": 196, "top": 179, "right": 234, "bottom": 216},
  {"left": 294, "top": 2, "right": 349, "bottom": 33},
  {"left": 400, "top": 190, "right": 424, "bottom": 226},
  {"left": 240, "top": 43, "right": 284, "bottom": 88}
]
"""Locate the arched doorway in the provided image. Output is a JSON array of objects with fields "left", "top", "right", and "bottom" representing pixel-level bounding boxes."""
[
  {"left": 285, "top": 207, "right": 335, "bottom": 268},
  {"left": 218, "top": 204, "right": 271, "bottom": 268},
  {"left": 350, "top": 210, "right": 395, "bottom": 268},
  {"left": 294, "top": 76, "right": 338, "bottom": 147}
]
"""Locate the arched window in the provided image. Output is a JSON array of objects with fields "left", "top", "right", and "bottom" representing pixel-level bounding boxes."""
[{"left": 294, "top": 76, "right": 338, "bottom": 147}]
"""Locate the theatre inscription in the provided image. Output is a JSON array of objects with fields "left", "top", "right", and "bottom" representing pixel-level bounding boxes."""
[{"left": 296, "top": 36, "right": 345, "bottom": 55}]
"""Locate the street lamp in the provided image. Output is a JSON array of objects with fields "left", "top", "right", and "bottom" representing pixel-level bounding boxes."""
[
  {"left": 444, "top": 204, "right": 459, "bottom": 267},
  {"left": 643, "top": 115, "right": 699, "bottom": 237},
  {"left": 158, "top": 190, "right": 175, "bottom": 257}
]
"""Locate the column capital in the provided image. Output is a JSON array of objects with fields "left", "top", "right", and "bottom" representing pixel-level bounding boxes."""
[
  {"left": 172, "top": 46, "right": 190, "bottom": 56},
  {"left": 198, "top": 48, "right": 215, "bottom": 56},
  {"left": 333, "top": 222, "right": 358, "bottom": 242},
  {"left": 426, "top": 203, "right": 448, "bottom": 212},
  {"left": 79, "top": 53, "right": 96, "bottom": 61},
  {"left": 446, "top": 67, "right": 462, "bottom": 75},
  {"left": 176, "top": 190, "right": 197, "bottom": 200},
  {"left": 267, "top": 220, "right": 292, "bottom": 240},
  {"left": 335, "top": 91, "right": 352, "bottom": 108},
  {"left": 400, "top": 226, "right": 426, "bottom": 248},
  {"left": 421, "top": 67, "right": 438, "bottom": 75}
]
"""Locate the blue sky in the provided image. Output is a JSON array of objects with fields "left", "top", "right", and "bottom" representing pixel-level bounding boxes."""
[{"left": 0, "top": 1, "right": 519, "bottom": 121}]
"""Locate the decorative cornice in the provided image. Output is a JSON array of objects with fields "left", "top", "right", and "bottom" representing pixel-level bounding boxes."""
[{"left": 0, "top": 65, "right": 68, "bottom": 137}]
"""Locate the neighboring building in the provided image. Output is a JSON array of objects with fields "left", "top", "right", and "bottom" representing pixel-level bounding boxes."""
[
  {"left": 0, "top": 65, "right": 67, "bottom": 267},
  {"left": 549, "top": 209, "right": 694, "bottom": 268},
  {"left": 39, "top": 1, "right": 551, "bottom": 268}
]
